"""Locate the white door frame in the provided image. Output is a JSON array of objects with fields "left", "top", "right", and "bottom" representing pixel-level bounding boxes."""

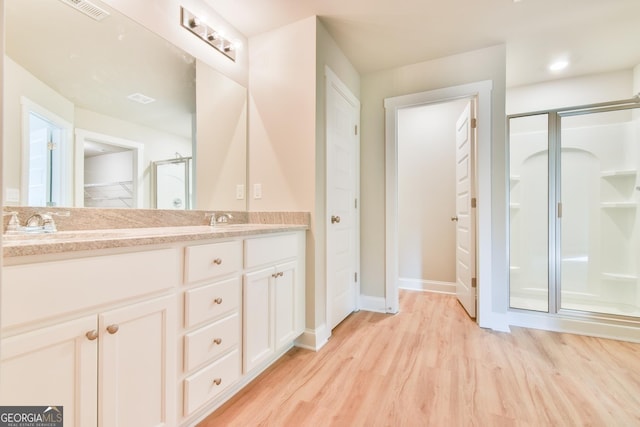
[
  {"left": 20, "top": 96, "right": 74, "bottom": 206},
  {"left": 74, "top": 129, "right": 144, "bottom": 208},
  {"left": 325, "top": 65, "right": 360, "bottom": 333},
  {"left": 384, "top": 80, "right": 494, "bottom": 327}
]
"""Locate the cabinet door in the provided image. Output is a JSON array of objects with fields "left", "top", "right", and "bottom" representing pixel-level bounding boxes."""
[
  {"left": 274, "top": 260, "right": 299, "bottom": 350},
  {"left": 99, "top": 295, "right": 176, "bottom": 427},
  {"left": 243, "top": 267, "right": 275, "bottom": 373},
  {"left": 0, "top": 316, "right": 98, "bottom": 427}
]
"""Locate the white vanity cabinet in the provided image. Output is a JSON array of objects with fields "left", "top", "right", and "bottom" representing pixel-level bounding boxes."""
[
  {"left": 243, "top": 233, "right": 305, "bottom": 373},
  {"left": 0, "top": 248, "right": 179, "bottom": 427}
]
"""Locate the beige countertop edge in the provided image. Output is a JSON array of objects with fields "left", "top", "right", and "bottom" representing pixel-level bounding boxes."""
[{"left": 2, "top": 224, "right": 308, "bottom": 258}]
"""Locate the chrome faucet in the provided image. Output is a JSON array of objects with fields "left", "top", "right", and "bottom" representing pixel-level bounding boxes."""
[{"left": 205, "top": 212, "right": 233, "bottom": 226}]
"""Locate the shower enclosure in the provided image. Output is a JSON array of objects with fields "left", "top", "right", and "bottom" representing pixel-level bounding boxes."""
[{"left": 509, "top": 97, "right": 640, "bottom": 319}]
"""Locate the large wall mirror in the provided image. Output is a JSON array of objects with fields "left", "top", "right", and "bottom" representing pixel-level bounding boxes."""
[{"left": 3, "top": 0, "right": 247, "bottom": 211}]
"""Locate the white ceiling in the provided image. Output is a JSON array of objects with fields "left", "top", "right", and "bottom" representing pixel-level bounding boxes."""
[{"left": 204, "top": 0, "right": 640, "bottom": 87}]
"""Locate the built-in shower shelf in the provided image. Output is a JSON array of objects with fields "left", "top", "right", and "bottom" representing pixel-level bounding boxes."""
[
  {"left": 600, "top": 169, "right": 638, "bottom": 178},
  {"left": 600, "top": 169, "right": 637, "bottom": 178},
  {"left": 602, "top": 272, "right": 638, "bottom": 282},
  {"left": 601, "top": 202, "right": 636, "bottom": 208}
]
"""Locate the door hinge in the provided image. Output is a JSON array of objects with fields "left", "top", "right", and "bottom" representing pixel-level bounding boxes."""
[
  {"left": 558, "top": 202, "right": 562, "bottom": 218},
  {"left": 471, "top": 277, "right": 477, "bottom": 288},
  {"left": 471, "top": 197, "right": 477, "bottom": 208},
  {"left": 354, "top": 272, "right": 358, "bottom": 282},
  {"left": 471, "top": 118, "right": 477, "bottom": 129},
  {"left": 355, "top": 125, "right": 358, "bottom": 135},
  {"left": 47, "top": 142, "right": 57, "bottom": 151},
  {"left": 355, "top": 198, "right": 358, "bottom": 209}
]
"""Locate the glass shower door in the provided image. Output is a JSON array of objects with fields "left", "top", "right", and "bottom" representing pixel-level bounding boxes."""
[
  {"left": 559, "top": 109, "right": 640, "bottom": 317},
  {"left": 509, "top": 114, "right": 550, "bottom": 312}
]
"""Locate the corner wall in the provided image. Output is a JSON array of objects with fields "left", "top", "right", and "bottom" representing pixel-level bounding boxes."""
[
  {"left": 360, "top": 45, "right": 507, "bottom": 320},
  {"left": 248, "top": 16, "right": 360, "bottom": 346}
]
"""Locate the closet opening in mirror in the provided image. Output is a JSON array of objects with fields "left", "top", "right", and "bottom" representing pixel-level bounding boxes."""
[{"left": 75, "top": 129, "right": 143, "bottom": 209}]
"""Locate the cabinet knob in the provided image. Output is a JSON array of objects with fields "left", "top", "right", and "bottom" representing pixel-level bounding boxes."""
[
  {"left": 272, "top": 273, "right": 278, "bottom": 278},
  {"left": 278, "top": 272, "right": 284, "bottom": 277},
  {"left": 212, "top": 258, "right": 223, "bottom": 265},
  {"left": 212, "top": 378, "right": 222, "bottom": 386},
  {"left": 86, "top": 330, "right": 98, "bottom": 341},
  {"left": 213, "top": 338, "right": 222, "bottom": 345},
  {"left": 450, "top": 216, "right": 458, "bottom": 222},
  {"left": 331, "top": 215, "right": 341, "bottom": 224},
  {"left": 213, "top": 297, "right": 223, "bottom": 305},
  {"left": 106, "top": 324, "right": 119, "bottom": 334}
]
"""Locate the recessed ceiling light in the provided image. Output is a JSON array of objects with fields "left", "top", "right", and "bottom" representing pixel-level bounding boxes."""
[{"left": 549, "top": 60, "right": 569, "bottom": 72}]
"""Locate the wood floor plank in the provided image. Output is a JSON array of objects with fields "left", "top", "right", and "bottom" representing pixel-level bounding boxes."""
[{"left": 198, "top": 291, "right": 640, "bottom": 427}]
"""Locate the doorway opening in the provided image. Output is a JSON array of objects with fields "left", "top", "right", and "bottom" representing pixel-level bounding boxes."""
[
  {"left": 21, "top": 98, "right": 73, "bottom": 207},
  {"left": 384, "top": 80, "right": 495, "bottom": 327}
]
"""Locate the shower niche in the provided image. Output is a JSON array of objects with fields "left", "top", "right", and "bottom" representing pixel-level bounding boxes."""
[{"left": 509, "top": 104, "right": 640, "bottom": 319}]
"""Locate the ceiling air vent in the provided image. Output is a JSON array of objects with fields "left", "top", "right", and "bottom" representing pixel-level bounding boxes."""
[{"left": 58, "top": 0, "right": 110, "bottom": 21}]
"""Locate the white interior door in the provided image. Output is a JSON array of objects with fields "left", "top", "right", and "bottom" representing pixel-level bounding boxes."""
[
  {"left": 454, "top": 100, "right": 477, "bottom": 318},
  {"left": 326, "top": 67, "right": 360, "bottom": 330}
]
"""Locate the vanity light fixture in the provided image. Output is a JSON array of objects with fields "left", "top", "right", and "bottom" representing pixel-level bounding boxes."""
[{"left": 180, "top": 7, "right": 237, "bottom": 61}]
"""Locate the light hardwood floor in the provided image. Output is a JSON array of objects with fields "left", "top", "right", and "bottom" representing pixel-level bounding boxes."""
[{"left": 199, "top": 290, "right": 640, "bottom": 426}]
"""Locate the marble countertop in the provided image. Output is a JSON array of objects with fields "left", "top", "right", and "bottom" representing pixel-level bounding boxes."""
[{"left": 2, "top": 224, "right": 308, "bottom": 258}]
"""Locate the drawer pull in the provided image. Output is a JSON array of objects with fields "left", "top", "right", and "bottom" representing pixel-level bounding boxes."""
[
  {"left": 272, "top": 273, "right": 278, "bottom": 278},
  {"left": 212, "top": 258, "right": 223, "bottom": 265},
  {"left": 212, "top": 378, "right": 222, "bottom": 386},
  {"left": 272, "top": 271, "right": 284, "bottom": 278},
  {"left": 86, "top": 330, "right": 98, "bottom": 341},
  {"left": 213, "top": 338, "right": 222, "bottom": 345},
  {"left": 278, "top": 272, "right": 284, "bottom": 277},
  {"left": 213, "top": 297, "right": 223, "bottom": 305},
  {"left": 106, "top": 324, "right": 119, "bottom": 334}
]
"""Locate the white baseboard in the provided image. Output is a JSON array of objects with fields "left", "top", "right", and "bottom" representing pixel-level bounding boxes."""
[
  {"left": 399, "top": 278, "right": 456, "bottom": 294},
  {"left": 359, "top": 295, "right": 387, "bottom": 313},
  {"left": 294, "top": 325, "right": 330, "bottom": 351},
  {"left": 508, "top": 310, "right": 640, "bottom": 343}
]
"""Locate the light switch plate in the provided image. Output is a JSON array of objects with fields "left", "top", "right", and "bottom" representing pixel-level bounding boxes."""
[
  {"left": 253, "top": 183, "right": 262, "bottom": 199},
  {"left": 236, "top": 184, "right": 245, "bottom": 200}
]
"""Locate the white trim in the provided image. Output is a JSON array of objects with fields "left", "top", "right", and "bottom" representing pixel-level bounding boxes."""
[
  {"left": 294, "top": 325, "right": 330, "bottom": 351},
  {"left": 358, "top": 295, "right": 387, "bottom": 313},
  {"left": 508, "top": 311, "right": 640, "bottom": 343},
  {"left": 20, "top": 96, "right": 74, "bottom": 207},
  {"left": 74, "top": 129, "right": 144, "bottom": 208},
  {"left": 399, "top": 278, "right": 456, "bottom": 295},
  {"left": 324, "top": 65, "right": 361, "bottom": 331},
  {"left": 384, "top": 80, "right": 500, "bottom": 330}
]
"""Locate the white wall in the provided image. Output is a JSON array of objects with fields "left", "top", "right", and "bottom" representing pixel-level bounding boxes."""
[
  {"left": 507, "top": 70, "right": 634, "bottom": 114},
  {"left": 360, "top": 44, "right": 507, "bottom": 322},
  {"left": 397, "top": 100, "right": 467, "bottom": 287},
  {"left": 195, "top": 60, "right": 247, "bottom": 211}
]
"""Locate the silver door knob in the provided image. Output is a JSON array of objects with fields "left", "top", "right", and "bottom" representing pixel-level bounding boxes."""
[
  {"left": 331, "top": 215, "right": 341, "bottom": 224},
  {"left": 450, "top": 216, "right": 458, "bottom": 222}
]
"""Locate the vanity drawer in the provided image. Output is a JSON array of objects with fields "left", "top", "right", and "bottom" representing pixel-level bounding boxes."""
[
  {"left": 183, "top": 349, "right": 240, "bottom": 416},
  {"left": 184, "top": 312, "right": 239, "bottom": 372},
  {"left": 184, "top": 240, "right": 242, "bottom": 284},
  {"left": 244, "top": 233, "right": 298, "bottom": 269},
  {"left": 184, "top": 277, "right": 240, "bottom": 327}
]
